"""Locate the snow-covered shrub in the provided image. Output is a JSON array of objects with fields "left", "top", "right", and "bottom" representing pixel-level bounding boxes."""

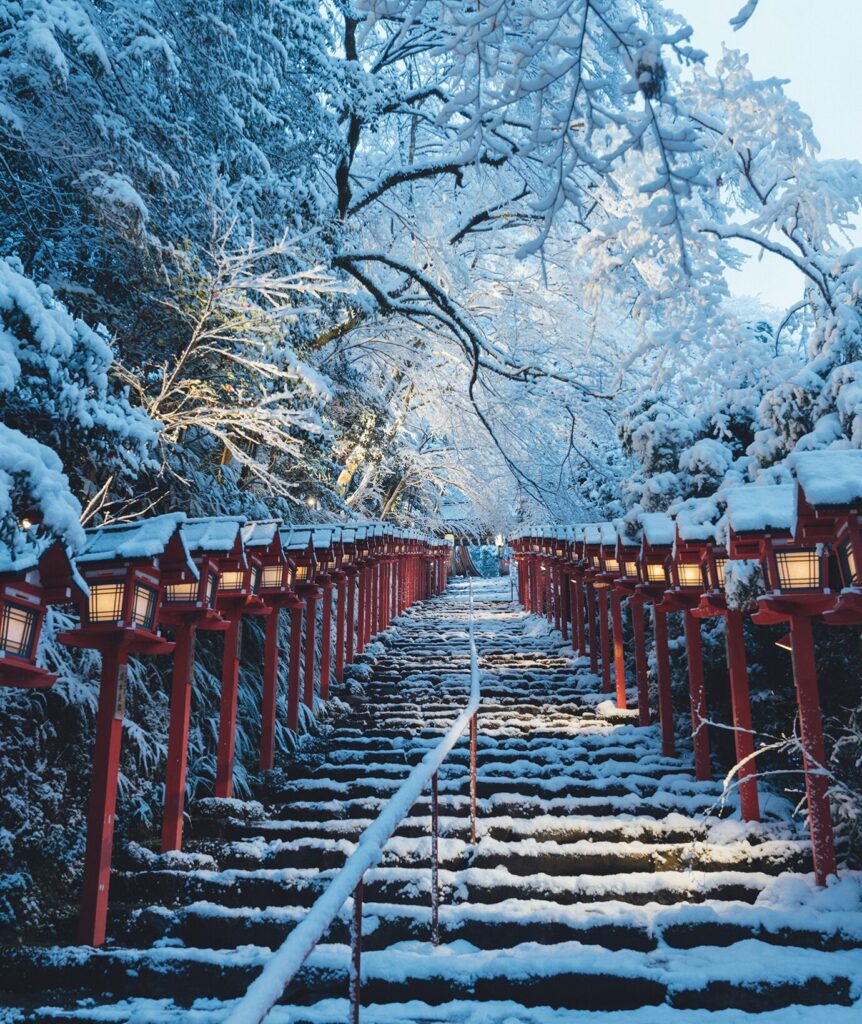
[{"left": 0, "top": 257, "right": 156, "bottom": 546}]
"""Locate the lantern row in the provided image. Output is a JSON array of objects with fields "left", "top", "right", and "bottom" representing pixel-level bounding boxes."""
[
  {"left": 509, "top": 449, "right": 862, "bottom": 888},
  {"left": 0, "top": 516, "right": 450, "bottom": 946}
]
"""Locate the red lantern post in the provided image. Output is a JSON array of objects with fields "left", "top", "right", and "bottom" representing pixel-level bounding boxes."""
[
  {"left": 241, "top": 521, "right": 296, "bottom": 772},
  {"left": 636, "top": 513, "right": 676, "bottom": 758},
  {"left": 57, "top": 513, "right": 189, "bottom": 946},
  {"left": 285, "top": 531, "right": 321, "bottom": 715},
  {"left": 159, "top": 517, "right": 236, "bottom": 852},
  {"left": 211, "top": 521, "right": 269, "bottom": 799},
  {"left": 313, "top": 528, "right": 339, "bottom": 702},
  {"left": 724, "top": 482, "right": 833, "bottom": 883},
  {"left": 610, "top": 527, "right": 644, "bottom": 718},
  {"left": 659, "top": 501, "right": 717, "bottom": 782}
]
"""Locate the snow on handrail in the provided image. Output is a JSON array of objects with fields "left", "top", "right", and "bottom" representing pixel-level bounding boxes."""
[{"left": 224, "top": 581, "right": 481, "bottom": 1024}]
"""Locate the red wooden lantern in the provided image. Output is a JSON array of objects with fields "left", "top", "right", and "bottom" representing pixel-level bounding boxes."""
[
  {"left": 193, "top": 518, "right": 269, "bottom": 801},
  {"left": 613, "top": 524, "right": 648, "bottom": 722},
  {"left": 586, "top": 523, "right": 617, "bottom": 692},
  {"left": 0, "top": 539, "right": 84, "bottom": 689},
  {"left": 312, "top": 528, "right": 340, "bottom": 702},
  {"left": 636, "top": 512, "right": 676, "bottom": 758},
  {"left": 724, "top": 485, "right": 823, "bottom": 858},
  {"left": 157, "top": 516, "right": 239, "bottom": 853},
  {"left": 327, "top": 527, "right": 350, "bottom": 685},
  {"left": 340, "top": 526, "right": 361, "bottom": 667},
  {"left": 57, "top": 512, "right": 190, "bottom": 947},
  {"left": 569, "top": 525, "right": 587, "bottom": 657},
  {"left": 789, "top": 450, "right": 862, "bottom": 625},
  {"left": 240, "top": 520, "right": 296, "bottom": 773},
  {"left": 284, "top": 528, "right": 321, "bottom": 716},
  {"left": 659, "top": 499, "right": 718, "bottom": 782}
]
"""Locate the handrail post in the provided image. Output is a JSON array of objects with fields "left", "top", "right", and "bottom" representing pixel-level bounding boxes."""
[
  {"left": 349, "top": 878, "right": 364, "bottom": 1024},
  {"left": 431, "top": 770, "right": 439, "bottom": 946},
  {"left": 470, "top": 712, "right": 478, "bottom": 845}
]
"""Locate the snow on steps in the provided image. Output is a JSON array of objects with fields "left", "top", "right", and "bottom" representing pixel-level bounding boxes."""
[{"left": 3, "top": 577, "right": 861, "bottom": 1022}]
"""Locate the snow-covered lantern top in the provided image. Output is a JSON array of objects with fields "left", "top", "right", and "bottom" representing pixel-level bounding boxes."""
[
  {"left": 637, "top": 512, "right": 674, "bottom": 591},
  {"left": 284, "top": 528, "right": 318, "bottom": 587},
  {"left": 613, "top": 521, "right": 641, "bottom": 582},
  {"left": 788, "top": 451, "right": 862, "bottom": 623},
  {"left": 158, "top": 516, "right": 240, "bottom": 629},
  {"left": 192, "top": 516, "right": 265, "bottom": 614},
  {"left": 723, "top": 484, "right": 824, "bottom": 595},
  {"left": 789, "top": 450, "right": 862, "bottom": 589},
  {"left": 670, "top": 498, "right": 719, "bottom": 593},
  {"left": 0, "top": 539, "right": 86, "bottom": 688},
  {"left": 241, "top": 520, "right": 293, "bottom": 596},
  {"left": 311, "top": 527, "right": 339, "bottom": 576},
  {"left": 582, "top": 524, "right": 603, "bottom": 571},
  {"left": 597, "top": 523, "right": 620, "bottom": 579},
  {"left": 59, "top": 513, "right": 192, "bottom": 654},
  {"left": 356, "top": 524, "right": 372, "bottom": 560},
  {"left": 570, "top": 524, "right": 585, "bottom": 564},
  {"left": 340, "top": 526, "right": 360, "bottom": 568},
  {"left": 552, "top": 527, "right": 567, "bottom": 560}
]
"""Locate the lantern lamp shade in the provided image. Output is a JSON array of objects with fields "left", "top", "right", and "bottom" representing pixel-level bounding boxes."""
[
  {"left": 838, "top": 537, "right": 859, "bottom": 587},
  {"left": 675, "top": 562, "right": 702, "bottom": 589},
  {"left": 88, "top": 582, "right": 125, "bottom": 623},
  {"left": 132, "top": 584, "right": 158, "bottom": 629},
  {"left": 768, "top": 547, "right": 823, "bottom": 591},
  {"left": 260, "top": 564, "right": 284, "bottom": 590},
  {"left": 0, "top": 602, "right": 38, "bottom": 659},
  {"left": 218, "top": 570, "right": 246, "bottom": 592},
  {"left": 165, "top": 581, "right": 198, "bottom": 603},
  {"left": 644, "top": 561, "right": 669, "bottom": 585}
]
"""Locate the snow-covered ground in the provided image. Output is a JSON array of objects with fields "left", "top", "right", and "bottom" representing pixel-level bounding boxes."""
[{"left": 2, "top": 578, "right": 860, "bottom": 1023}]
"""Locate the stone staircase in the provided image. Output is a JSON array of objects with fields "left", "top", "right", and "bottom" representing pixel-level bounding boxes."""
[{"left": 2, "top": 578, "right": 861, "bottom": 1022}]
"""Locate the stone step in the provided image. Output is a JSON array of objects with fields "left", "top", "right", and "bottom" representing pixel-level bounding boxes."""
[
  {"left": 119, "top": 896, "right": 862, "bottom": 955},
  {"left": 4, "top": 938, "right": 858, "bottom": 1013}
]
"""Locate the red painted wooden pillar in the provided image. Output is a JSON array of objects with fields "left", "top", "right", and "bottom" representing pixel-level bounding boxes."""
[
  {"left": 356, "top": 566, "right": 367, "bottom": 655},
  {"left": 78, "top": 641, "right": 128, "bottom": 946},
  {"left": 552, "top": 565, "right": 562, "bottom": 632},
  {"left": 215, "top": 614, "right": 243, "bottom": 798},
  {"left": 586, "top": 583, "right": 599, "bottom": 675},
  {"left": 530, "top": 558, "right": 540, "bottom": 615},
  {"left": 611, "top": 591, "right": 627, "bottom": 709},
  {"left": 544, "top": 566, "right": 552, "bottom": 622},
  {"left": 789, "top": 613, "right": 837, "bottom": 885},
  {"left": 379, "top": 562, "right": 389, "bottom": 630},
  {"left": 162, "top": 623, "right": 197, "bottom": 851},
  {"left": 560, "top": 570, "right": 569, "bottom": 641},
  {"left": 303, "top": 589, "right": 319, "bottom": 709},
  {"left": 683, "top": 609, "right": 711, "bottom": 781},
  {"left": 320, "top": 581, "right": 334, "bottom": 701},
  {"left": 598, "top": 587, "right": 612, "bottom": 693},
  {"left": 725, "top": 610, "right": 760, "bottom": 821},
  {"left": 370, "top": 562, "right": 379, "bottom": 637},
  {"left": 258, "top": 608, "right": 280, "bottom": 772},
  {"left": 573, "top": 577, "right": 584, "bottom": 654},
  {"left": 367, "top": 563, "right": 376, "bottom": 639},
  {"left": 346, "top": 570, "right": 357, "bottom": 662},
  {"left": 631, "top": 599, "right": 650, "bottom": 726},
  {"left": 653, "top": 607, "right": 676, "bottom": 757},
  {"left": 335, "top": 576, "right": 347, "bottom": 683},
  {"left": 287, "top": 602, "right": 304, "bottom": 731}
]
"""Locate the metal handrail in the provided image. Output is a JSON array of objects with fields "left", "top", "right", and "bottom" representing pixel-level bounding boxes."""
[{"left": 225, "top": 582, "right": 481, "bottom": 1024}]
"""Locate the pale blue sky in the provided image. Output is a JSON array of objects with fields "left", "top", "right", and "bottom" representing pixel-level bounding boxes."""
[{"left": 671, "top": 0, "right": 862, "bottom": 309}]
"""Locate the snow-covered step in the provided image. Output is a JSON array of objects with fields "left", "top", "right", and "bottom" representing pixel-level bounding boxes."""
[{"left": 8, "top": 937, "right": 861, "bottom": 1013}]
